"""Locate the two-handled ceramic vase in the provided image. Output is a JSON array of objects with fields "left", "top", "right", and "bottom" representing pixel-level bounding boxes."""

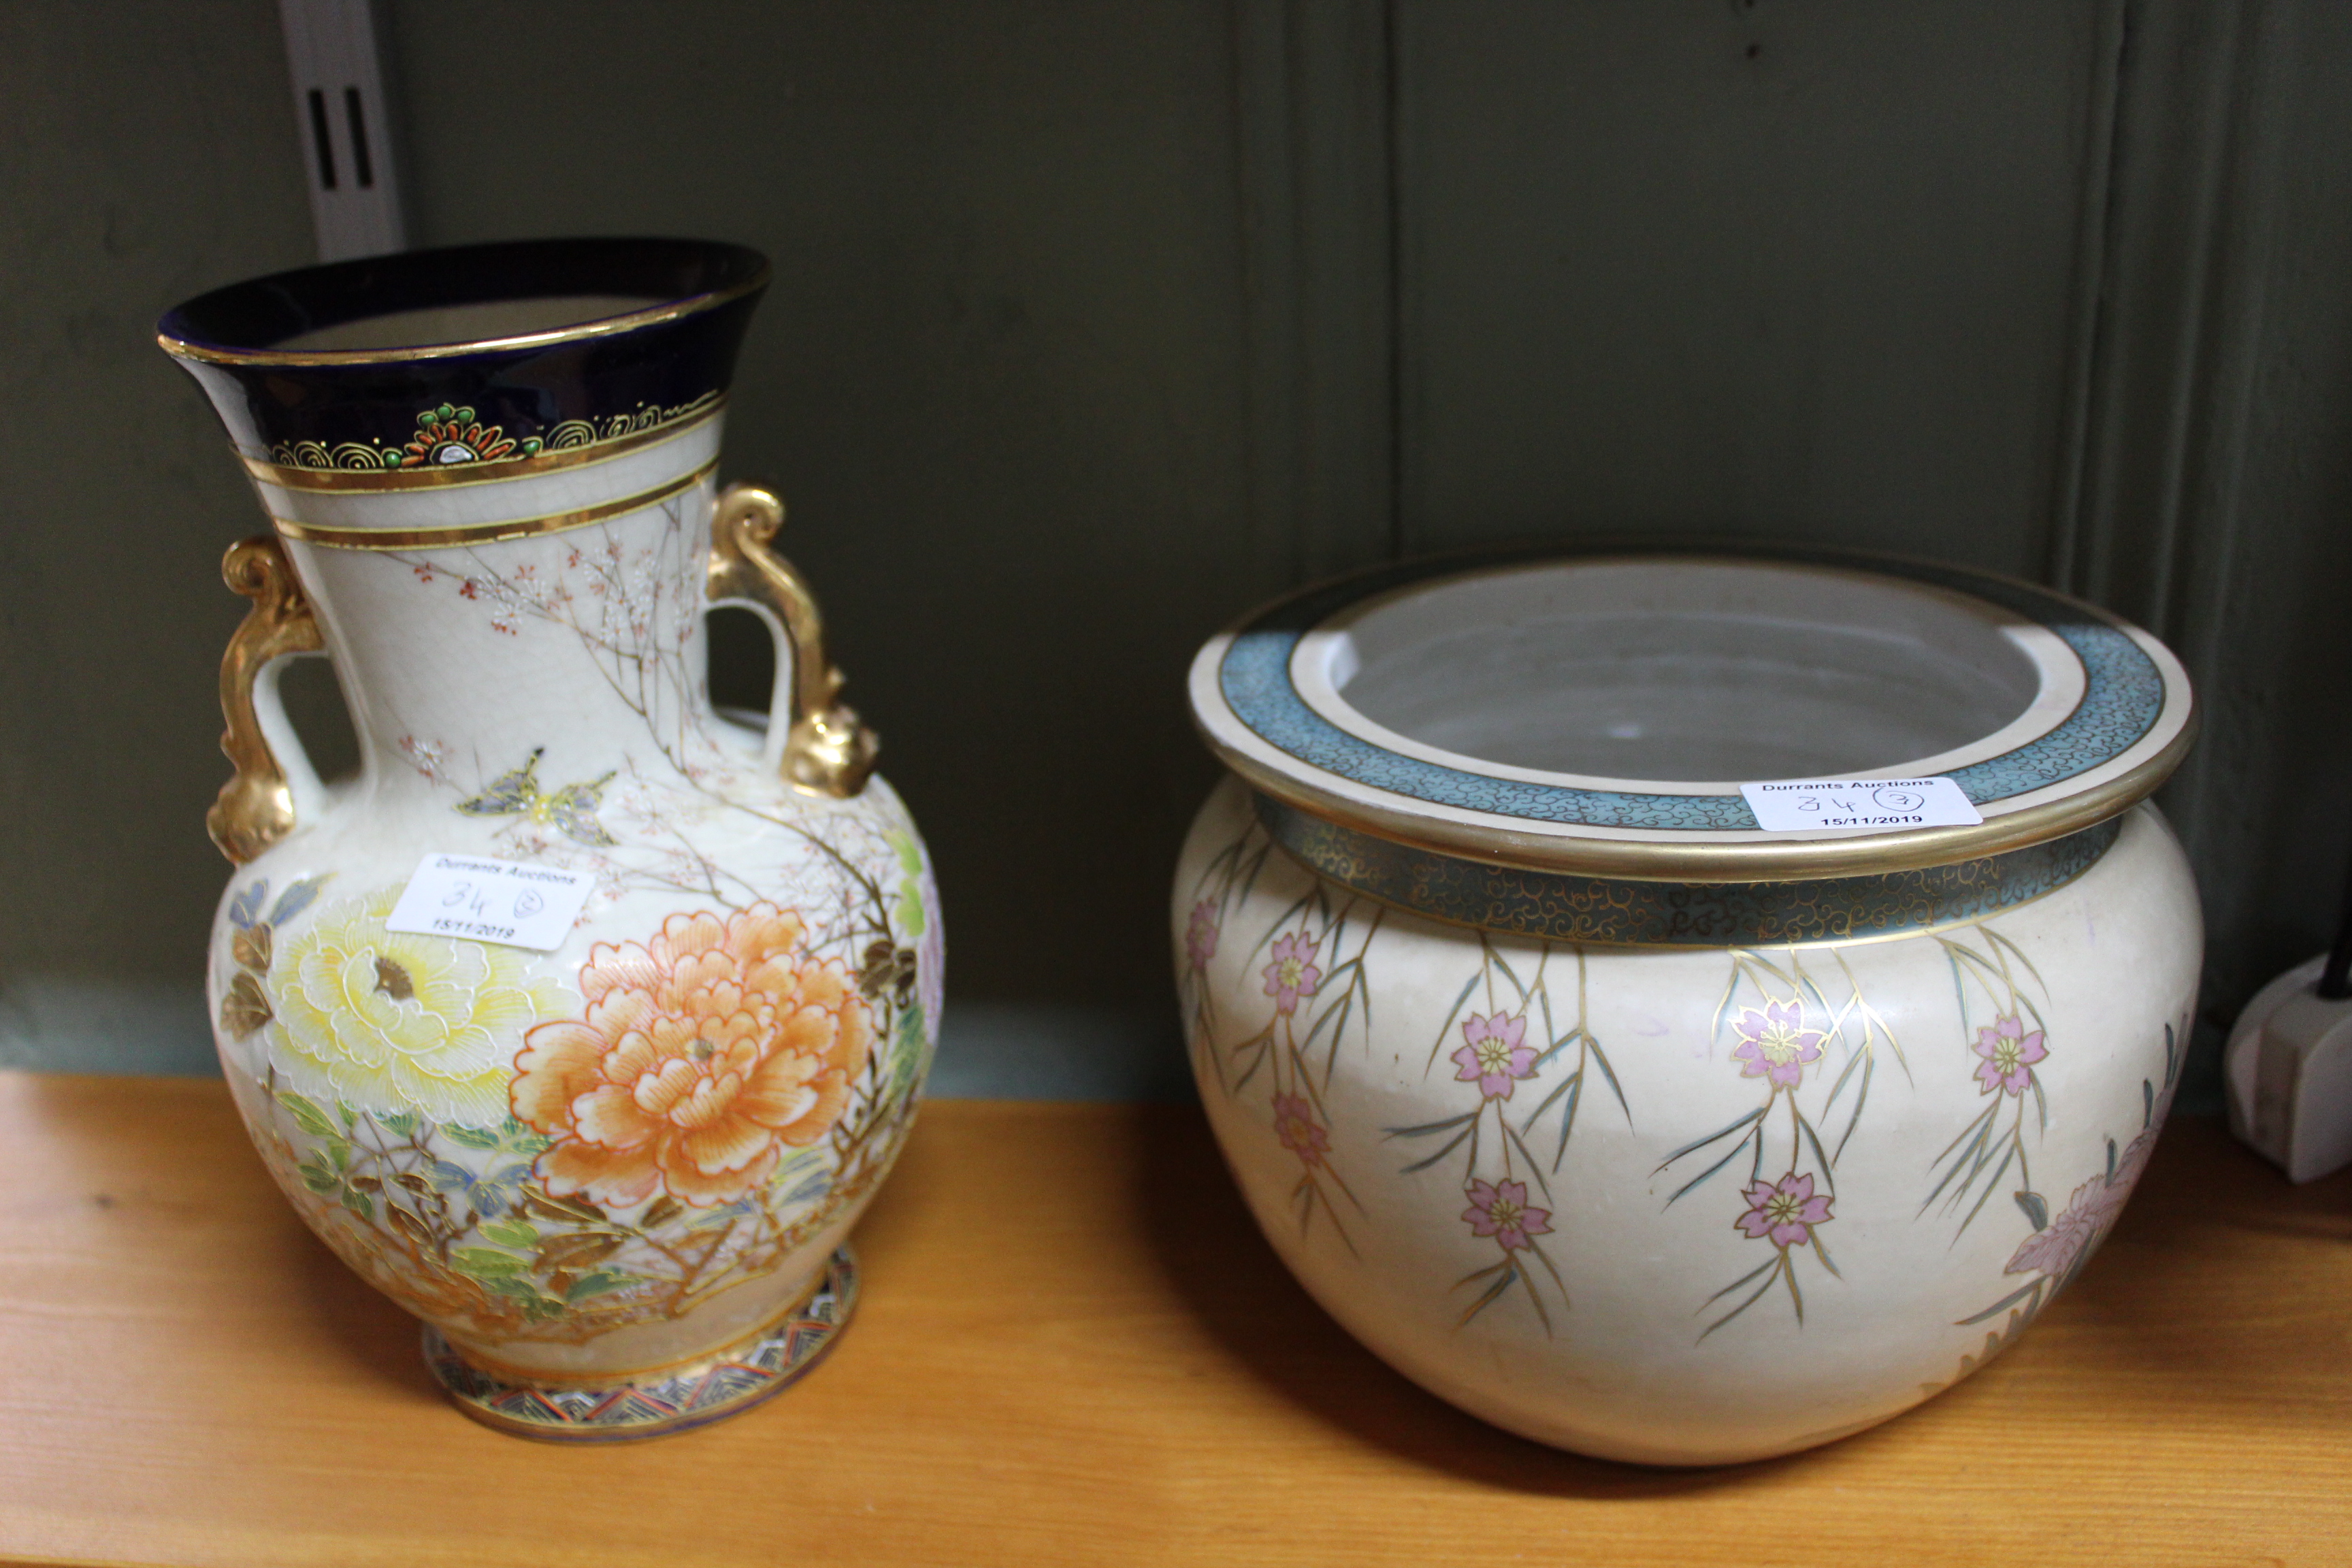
[
  {"left": 162, "top": 239, "right": 940, "bottom": 1439},
  {"left": 1173, "top": 550, "right": 2200, "bottom": 1465}
]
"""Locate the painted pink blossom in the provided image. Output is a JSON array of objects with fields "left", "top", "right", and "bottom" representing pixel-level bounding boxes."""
[
  {"left": 2005, "top": 1177, "right": 2110, "bottom": 1279},
  {"left": 1972, "top": 1013, "right": 2049, "bottom": 1097},
  {"left": 1272, "top": 1092, "right": 1330, "bottom": 1165},
  {"left": 2006, "top": 1126, "right": 2157, "bottom": 1278},
  {"left": 1735, "top": 1172, "right": 1833, "bottom": 1247},
  {"left": 1450, "top": 1011, "right": 1539, "bottom": 1100},
  {"left": 1730, "top": 998, "right": 1826, "bottom": 1088},
  {"left": 1185, "top": 900, "right": 1220, "bottom": 973},
  {"left": 1262, "top": 932, "right": 1323, "bottom": 1016},
  {"left": 1462, "top": 1178, "right": 1552, "bottom": 1252}
]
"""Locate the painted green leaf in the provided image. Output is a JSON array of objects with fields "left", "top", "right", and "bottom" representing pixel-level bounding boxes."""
[
  {"left": 564, "top": 1269, "right": 636, "bottom": 1302},
  {"left": 277, "top": 1092, "right": 339, "bottom": 1139},
  {"left": 337, "top": 1100, "right": 357, "bottom": 1131},
  {"left": 340, "top": 1187, "right": 374, "bottom": 1221},
  {"left": 886, "top": 829, "right": 924, "bottom": 878},
  {"left": 327, "top": 1139, "right": 353, "bottom": 1172},
  {"left": 892, "top": 1000, "right": 928, "bottom": 1094},
  {"left": 379, "top": 1111, "right": 421, "bottom": 1139},
  {"left": 497, "top": 1117, "right": 554, "bottom": 1156},
  {"left": 885, "top": 829, "right": 930, "bottom": 938},
  {"left": 297, "top": 1154, "right": 340, "bottom": 1195},
  {"left": 481, "top": 1275, "right": 566, "bottom": 1320},
  {"left": 441, "top": 1123, "right": 505, "bottom": 1152},
  {"left": 448, "top": 1246, "right": 530, "bottom": 1277},
  {"left": 2014, "top": 1190, "right": 2051, "bottom": 1232},
  {"left": 479, "top": 1219, "right": 540, "bottom": 1248}
]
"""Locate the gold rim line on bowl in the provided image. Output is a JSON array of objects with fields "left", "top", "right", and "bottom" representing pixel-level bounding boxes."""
[
  {"left": 1193, "top": 544, "right": 2200, "bottom": 884},
  {"left": 154, "top": 265, "right": 770, "bottom": 368},
  {"left": 239, "top": 395, "right": 724, "bottom": 493},
  {"left": 270, "top": 457, "right": 719, "bottom": 551},
  {"left": 1250, "top": 789, "right": 2127, "bottom": 950}
]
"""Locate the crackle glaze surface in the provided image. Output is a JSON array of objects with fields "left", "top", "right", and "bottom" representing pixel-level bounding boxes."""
[
  {"left": 1174, "top": 778, "right": 2197, "bottom": 1465},
  {"left": 201, "top": 413, "right": 939, "bottom": 1382}
]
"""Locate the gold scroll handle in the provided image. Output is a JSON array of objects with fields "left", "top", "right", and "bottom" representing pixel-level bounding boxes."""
[
  {"left": 209, "top": 536, "right": 325, "bottom": 863},
  {"left": 707, "top": 483, "right": 879, "bottom": 797}
]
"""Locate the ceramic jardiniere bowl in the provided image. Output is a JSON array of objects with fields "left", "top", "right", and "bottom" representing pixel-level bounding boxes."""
[
  {"left": 1173, "top": 549, "right": 2198, "bottom": 1465},
  {"left": 162, "top": 239, "right": 941, "bottom": 1439}
]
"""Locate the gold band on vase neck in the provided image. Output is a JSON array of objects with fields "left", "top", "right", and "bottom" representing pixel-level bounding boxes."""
[
  {"left": 270, "top": 457, "right": 719, "bottom": 551},
  {"left": 242, "top": 396, "right": 724, "bottom": 493}
]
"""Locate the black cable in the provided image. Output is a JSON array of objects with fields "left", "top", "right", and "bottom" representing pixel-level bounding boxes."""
[{"left": 2318, "top": 833, "right": 2352, "bottom": 1000}]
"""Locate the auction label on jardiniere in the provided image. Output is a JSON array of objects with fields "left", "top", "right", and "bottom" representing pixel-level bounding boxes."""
[
  {"left": 1738, "top": 777, "right": 1984, "bottom": 832},
  {"left": 385, "top": 853, "right": 597, "bottom": 950}
]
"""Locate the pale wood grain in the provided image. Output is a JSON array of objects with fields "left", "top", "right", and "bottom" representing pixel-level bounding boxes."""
[{"left": 0, "top": 1073, "right": 2346, "bottom": 1567}]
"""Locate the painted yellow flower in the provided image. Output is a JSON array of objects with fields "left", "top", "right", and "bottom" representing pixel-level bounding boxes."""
[{"left": 267, "top": 887, "right": 566, "bottom": 1126}]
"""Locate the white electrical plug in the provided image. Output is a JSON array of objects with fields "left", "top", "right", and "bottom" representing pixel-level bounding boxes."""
[{"left": 2225, "top": 953, "right": 2352, "bottom": 1182}]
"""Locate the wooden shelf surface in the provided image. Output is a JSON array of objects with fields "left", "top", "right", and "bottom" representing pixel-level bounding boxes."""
[{"left": 1, "top": 1073, "right": 2349, "bottom": 1565}]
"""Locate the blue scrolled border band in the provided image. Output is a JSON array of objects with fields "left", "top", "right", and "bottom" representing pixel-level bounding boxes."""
[
  {"left": 1217, "top": 546, "right": 2166, "bottom": 832},
  {"left": 1257, "top": 794, "right": 2123, "bottom": 947}
]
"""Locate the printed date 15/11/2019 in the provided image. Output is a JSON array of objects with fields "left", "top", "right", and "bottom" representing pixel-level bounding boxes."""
[{"left": 427, "top": 916, "right": 519, "bottom": 941}]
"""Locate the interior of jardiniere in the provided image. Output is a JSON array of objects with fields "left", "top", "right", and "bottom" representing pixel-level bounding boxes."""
[{"left": 1327, "top": 559, "right": 2044, "bottom": 784}]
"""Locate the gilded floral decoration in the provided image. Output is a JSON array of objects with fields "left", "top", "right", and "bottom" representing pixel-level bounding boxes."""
[{"left": 264, "top": 391, "right": 724, "bottom": 472}]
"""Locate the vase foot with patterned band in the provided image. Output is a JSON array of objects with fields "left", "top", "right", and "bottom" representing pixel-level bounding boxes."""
[{"left": 423, "top": 1247, "right": 859, "bottom": 1441}]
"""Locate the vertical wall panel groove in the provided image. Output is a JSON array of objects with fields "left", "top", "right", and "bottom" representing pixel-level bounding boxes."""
[
  {"left": 1233, "top": 0, "right": 1397, "bottom": 585},
  {"left": 2043, "top": 0, "right": 2129, "bottom": 594}
]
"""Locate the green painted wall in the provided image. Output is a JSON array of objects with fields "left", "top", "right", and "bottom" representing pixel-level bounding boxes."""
[
  {"left": 3, "top": 1, "right": 2347, "bottom": 1103},
  {"left": 0, "top": 3, "right": 314, "bottom": 1050}
]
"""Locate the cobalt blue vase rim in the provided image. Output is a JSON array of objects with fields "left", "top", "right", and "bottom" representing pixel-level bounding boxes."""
[{"left": 156, "top": 235, "right": 770, "bottom": 366}]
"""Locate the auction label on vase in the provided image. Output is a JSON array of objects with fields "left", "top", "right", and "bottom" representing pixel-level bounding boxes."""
[
  {"left": 385, "top": 853, "right": 596, "bottom": 950},
  {"left": 1738, "top": 777, "right": 1984, "bottom": 832}
]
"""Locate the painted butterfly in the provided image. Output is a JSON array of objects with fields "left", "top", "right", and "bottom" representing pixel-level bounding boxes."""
[{"left": 456, "top": 747, "right": 619, "bottom": 848}]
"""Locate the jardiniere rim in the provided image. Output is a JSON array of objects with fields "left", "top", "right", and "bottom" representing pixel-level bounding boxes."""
[{"left": 1187, "top": 542, "right": 2196, "bottom": 884}]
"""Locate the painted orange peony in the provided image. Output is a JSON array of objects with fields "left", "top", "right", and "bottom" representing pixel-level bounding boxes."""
[{"left": 511, "top": 903, "right": 870, "bottom": 1208}]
